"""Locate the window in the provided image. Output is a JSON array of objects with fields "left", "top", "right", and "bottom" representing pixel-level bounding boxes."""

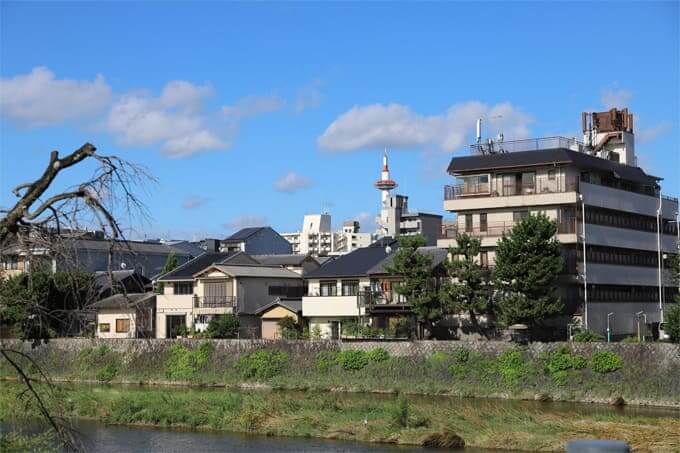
[
  {"left": 99, "top": 323, "right": 110, "bottom": 333},
  {"left": 465, "top": 214, "right": 473, "bottom": 233},
  {"left": 173, "top": 282, "right": 193, "bottom": 295},
  {"left": 269, "top": 285, "right": 304, "bottom": 298},
  {"left": 457, "top": 174, "right": 490, "bottom": 195},
  {"left": 115, "top": 319, "right": 130, "bottom": 333},
  {"left": 521, "top": 172, "right": 535, "bottom": 193},
  {"left": 548, "top": 170, "right": 556, "bottom": 180},
  {"left": 513, "top": 210, "right": 529, "bottom": 222},
  {"left": 320, "top": 280, "right": 337, "bottom": 296},
  {"left": 342, "top": 280, "right": 359, "bottom": 296},
  {"left": 2, "top": 255, "right": 18, "bottom": 270},
  {"left": 480, "top": 251, "right": 489, "bottom": 268},
  {"left": 479, "top": 213, "right": 488, "bottom": 232}
]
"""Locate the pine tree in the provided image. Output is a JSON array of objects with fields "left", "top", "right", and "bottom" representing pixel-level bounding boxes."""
[
  {"left": 440, "top": 234, "right": 492, "bottom": 334},
  {"left": 385, "top": 234, "right": 440, "bottom": 338},
  {"left": 155, "top": 252, "right": 178, "bottom": 294},
  {"left": 493, "top": 213, "right": 564, "bottom": 328}
]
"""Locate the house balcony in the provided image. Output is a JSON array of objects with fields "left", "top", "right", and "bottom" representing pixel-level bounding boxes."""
[
  {"left": 302, "top": 295, "right": 363, "bottom": 317},
  {"left": 358, "top": 291, "right": 411, "bottom": 314},
  {"left": 193, "top": 295, "right": 236, "bottom": 308}
]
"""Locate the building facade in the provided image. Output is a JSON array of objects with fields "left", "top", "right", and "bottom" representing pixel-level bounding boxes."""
[
  {"left": 438, "top": 109, "right": 679, "bottom": 338},
  {"left": 221, "top": 227, "right": 293, "bottom": 255},
  {"left": 282, "top": 214, "right": 373, "bottom": 257}
]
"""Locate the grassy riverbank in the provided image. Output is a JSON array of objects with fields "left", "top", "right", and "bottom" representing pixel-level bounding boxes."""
[
  {"left": 1, "top": 383, "right": 679, "bottom": 452},
  {"left": 2, "top": 342, "right": 678, "bottom": 407}
]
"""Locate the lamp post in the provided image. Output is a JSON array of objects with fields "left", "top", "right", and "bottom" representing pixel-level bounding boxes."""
[
  {"left": 656, "top": 192, "right": 663, "bottom": 324},
  {"left": 578, "top": 194, "right": 588, "bottom": 330},
  {"left": 607, "top": 312, "right": 614, "bottom": 343}
]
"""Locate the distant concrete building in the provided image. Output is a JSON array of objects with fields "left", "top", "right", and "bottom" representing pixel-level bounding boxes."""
[
  {"left": 221, "top": 227, "right": 292, "bottom": 255},
  {"left": 282, "top": 214, "right": 372, "bottom": 257},
  {"left": 438, "top": 108, "right": 679, "bottom": 338}
]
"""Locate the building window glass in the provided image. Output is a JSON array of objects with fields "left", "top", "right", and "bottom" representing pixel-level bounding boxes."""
[
  {"left": 521, "top": 172, "right": 535, "bottom": 193},
  {"left": 320, "top": 280, "right": 337, "bottom": 296},
  {"left": 479, "top": 213, "right": 487, "bottom": 232},
  {"left": 99, "top": 323, "right": 110, "bottom": 333},
  {"left": 173, "top": 282, "right": 193, "bottom": 295},
  {"left": 465, "top": 214, "right": 473, "bottom": 233},
  {"left": 115, "top": 319, "right": 130, "bottom": 333},
  {"left": 342, "top": 280, "right": 359, "bottom": 296},
  {"left": 513, "top": 210, "right": 529, "bottom": 222}
]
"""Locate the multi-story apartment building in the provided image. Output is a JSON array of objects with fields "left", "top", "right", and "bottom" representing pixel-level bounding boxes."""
[
  {"left": 438, "top": 109, "right": 679, "bottom": 338},
  {"left": 282, "top": 214, "right": 373, "bottom": 257}
]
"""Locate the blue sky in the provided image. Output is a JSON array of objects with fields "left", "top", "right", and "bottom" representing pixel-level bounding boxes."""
[{"left": 1, "top": 1, "right": 678, "bottom": 240}]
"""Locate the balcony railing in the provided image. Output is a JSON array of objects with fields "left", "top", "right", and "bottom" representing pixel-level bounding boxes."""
[
  {"left": 193, "top": 295, "right": 236, "bottom": 308},
  {"left": 358, "top": 290, "right": 409, "bottom": 308},
  {"left": 445, "top": 177, "right": 579, "bottom": 201},
  {"left": 439, "top": 218, "right": 578, "bottom": 240},
  {"left": 470, "top": 136, "right": 584, "bottom": 155}
]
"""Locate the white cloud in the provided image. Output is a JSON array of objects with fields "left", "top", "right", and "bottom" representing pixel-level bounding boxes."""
[
  {"left": 294, "top": 79, "right": 322, "bottom": 113},
  {"left": 222, "top": 95, "right": 285, "bottom": 119},
  {"left": 637, "top": 121, "right": 672, "bottom": 144},
  {"left": 223, "top": 215, "right": 268, "bottom": 231},
  {"left": 274, "top": 171, "right": 312, "bottom": 193},
  {"left": 103, "top": 81, "right": 226, "bottom": 158},
  {"left": 181, "top": 196, "right": 209, "bottom": 209},
  {"left": 0, "top": 66, "right": 112, "bottom": 126},
  {"left": 601, "top": 88, "right": 632, "bottom": 109},
  {"left": 317, "top": 101, "right": 531, "bottom": 152}
]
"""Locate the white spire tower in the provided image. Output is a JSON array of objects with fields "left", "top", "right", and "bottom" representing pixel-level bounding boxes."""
[{"left": 374, "top": 148, "right": 398, "bottom": 236}]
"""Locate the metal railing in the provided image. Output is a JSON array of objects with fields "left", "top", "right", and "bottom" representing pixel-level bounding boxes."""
[
  {"left": 470, "top": 136, "right": 584, "bottom": 155},
  {"left": 444, "top": 177, "right": 579, "bottom": 201},
  {"left": 193, "top": 295, "right": 236, "bottom": 308},
  {"left": 358, "top": 290, "right": 409, "bottom": 309},
  {"left": 439, "top": 218, "right": 578, "bottom": 240}
]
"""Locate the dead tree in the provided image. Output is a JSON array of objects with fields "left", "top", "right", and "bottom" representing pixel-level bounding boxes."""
[{"left": 0, "top": 143, "right": 154, "bottom": 451}]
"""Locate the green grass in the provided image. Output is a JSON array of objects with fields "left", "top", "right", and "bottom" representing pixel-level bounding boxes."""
[{"left": 1, "top": 383, "right": 678, "bottom": 452}]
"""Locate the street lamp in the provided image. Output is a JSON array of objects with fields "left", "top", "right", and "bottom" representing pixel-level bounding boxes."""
[
  {"left": 607, "top": 312, "right": 614, "bottom": 343},
  {"left": 578, "top": 193, "right": 588, "bottom": 330},
  {"left": 636, "top": 311, "right": 647, "bottom": 343}
]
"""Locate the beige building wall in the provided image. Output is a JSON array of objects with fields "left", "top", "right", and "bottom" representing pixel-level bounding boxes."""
[{"left": 97, "top": 309, "right": 136, "bottom": 339}]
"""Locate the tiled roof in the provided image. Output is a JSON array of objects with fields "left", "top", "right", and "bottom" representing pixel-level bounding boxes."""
[
  {"left": 206, "top": 264, "right": 301, "bottom": 279},
  {"left": 156, "top": 251, "right": 243, "bottom": 281},
  {"left": 224, "top": 227, "right": 266, "bottom": 241},
  {"left": 304, "top": 238, "right": 398, "bottom": 279},
  {"left": 255, "top": 298, "right": 303, "bottom": 315},
  {"left": 367, "top": 246, "right": 448, "bottom": 275},
  {"left": 91, "top": 292, "right": 155, "bottom": 309},
  {"left": 252, "top": 254, "right": 315, "bottom": 266}
]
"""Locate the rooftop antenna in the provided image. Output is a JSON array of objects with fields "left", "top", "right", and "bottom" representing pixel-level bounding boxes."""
[{"left": 476, "top": 119, "right": 482, "bottom": 144}]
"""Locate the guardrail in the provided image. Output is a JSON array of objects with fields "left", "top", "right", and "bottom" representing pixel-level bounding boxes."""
[
  {"left": 439, "top": 218, "right": 578, "bottom": 239},
  {"left": 193, "top": 296, "right": 236, "bottom": 308}
]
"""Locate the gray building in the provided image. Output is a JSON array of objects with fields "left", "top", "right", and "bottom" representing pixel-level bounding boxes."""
[
  {"left": 384, "top": 194, "right": 443, "bottom": 246},
  {"left": 221, "top": 227, "right": 293, "bottom": 255}
]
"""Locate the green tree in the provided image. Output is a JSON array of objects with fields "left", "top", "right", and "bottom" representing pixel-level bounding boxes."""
[
  {"left": 440, "top": 234, "right": 492, "bottom": 334},
  {"left": 665, "top": 303, "right": 680, "bottom": 343},
  {"left": 493, "top": 213, "right": 564, "bottom": 329},
  {"left": 277, "top": 316, "right": 302, "bottom": 339},
  {"left": 385, "top": 234, "right": 440, "bottom": 338},
  {"left": 206, "top": 313, "right": 239, "bottom": 338},
  {"left": 155, "top": 252, "right": 178, "bottom": 294}
]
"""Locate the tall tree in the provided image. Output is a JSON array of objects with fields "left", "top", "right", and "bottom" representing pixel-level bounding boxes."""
[
  {"left": 440, "top": 234, "right": 492, "bottom": 335},
  {"left": 385, "top": 234, "right": 440, "bottom": 338},
  {"left": 493, "top": 213, "right": 564, "bottom": 329},
  {"left": 155, "top": 252, "right": 178, "bottom": 294}
]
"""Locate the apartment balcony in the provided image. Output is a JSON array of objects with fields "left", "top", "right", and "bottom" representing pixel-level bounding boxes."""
[
  {"left": 439, "top": 218, "right": 577, "bottom": 242},
  {"left": 444, "top": 177, "right": 579, "bottom": 212},
  {"left": 193, "top": 295, "right": 236, "bottom": 309}
]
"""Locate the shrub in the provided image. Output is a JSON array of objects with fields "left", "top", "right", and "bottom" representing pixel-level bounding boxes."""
[
  {"left": 165, "top": 342, "right": 212, "bottom": 380},
  {"left": 389, "top": 395, "right": 409, "bottom": 428},
  {"left": 496, "top": 350, "right": 530, "bottom": 386},
  {"left": 315, "top": 350, "right": 338, "bottom": 372},
  {"left": 572, "top": 330, "right": 605, "bottom": 342},
  {"left": 237, "top": 349, "right": 288, "bottom": 380},
  {"left": 665, "top": 303, "right": 680, "bottom": 343},
  {"left": 590, "top": 351, "right": 623, "bottom": 373},
  {"left": 96, "top": 363, "right": 118, "bottom": 382},
  {"left": 366, "top": 348, "right": 390, "bottom": 362},
  {"left": 452, "top": 347, "right": 470, "bottom": 363},
  {"left": 336, "top": 350, "right": 369, "bottom": 371},
  {"left": 206, "top": 314, "right": 239, "bottom": 339},
  {"left": 341, "top": 320, "right": 359, "bottom": 337},
  {"left": 428, "top": 351, "right": 450, "bottom": 367},
  {"left": 541, "top": 347, "right": 587, "bottom": 385},
  {"left": 311, "top": 325, "right": 322, "bottom": 339}
]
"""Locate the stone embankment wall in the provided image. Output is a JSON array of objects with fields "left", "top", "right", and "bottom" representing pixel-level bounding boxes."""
[{"left": 2, "top": 338, "right": 679, "bottom": 370}]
